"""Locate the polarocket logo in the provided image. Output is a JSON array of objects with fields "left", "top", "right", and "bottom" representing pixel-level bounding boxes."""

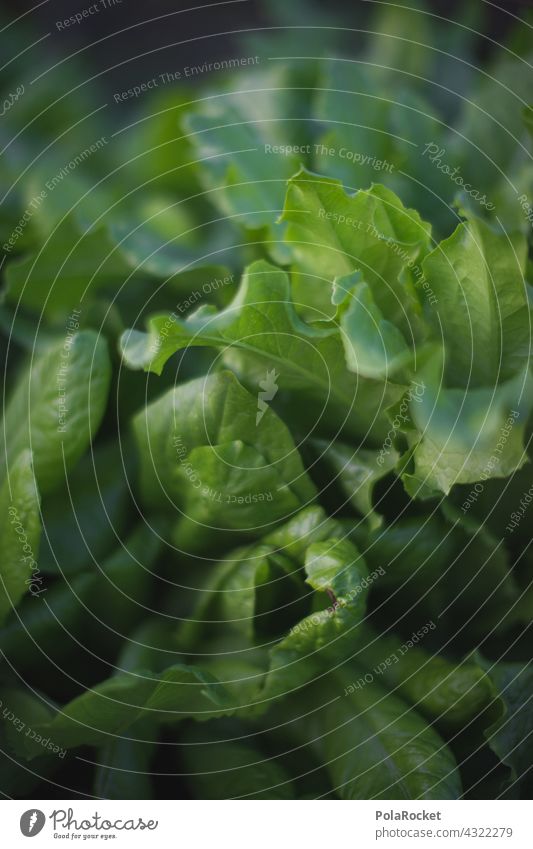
[{"left": 20, "top": 810, "right": 46, "bottom": 836}]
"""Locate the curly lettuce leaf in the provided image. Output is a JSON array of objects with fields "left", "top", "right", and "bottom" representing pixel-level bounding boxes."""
[
  {"left": 403, "top": 353, "right": 533, "bottom": 498},
  {"left": 422, "top": 216, "right": 530, "bottom": 387},
  {"left": 281, "top": 168, "right": 431, "bottom": 323},
  {"left": 122, "top": 258, "right": 403, "bottom": 441}
]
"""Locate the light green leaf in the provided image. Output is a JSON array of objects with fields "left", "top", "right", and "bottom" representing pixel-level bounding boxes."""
[
  {"left": 337, "top": 275, "right": 412, "bottom": 379},
  {"left": 404, "top": 354, "right": 533, "bottom": 497},
  {"left": 263, "top": 505, "right": 343, "bottom": 561},
  {"left": 281, "top": 168, "right": 431, "bottom": 324},
  {"left": 422, "top": 216, "right": 530, "bottom": 387},
  {"left": 133, "top": 370, "right": 316, "bottom": 545},
  {"left": 122, "top": 259, "right": 403, "bottom": 441},
  {"left": 262, "top": 538, "right": 369, "bottom": 702}
]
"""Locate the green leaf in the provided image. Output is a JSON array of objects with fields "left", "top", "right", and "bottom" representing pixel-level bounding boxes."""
[
  {"left": 93, "top": 624, "right": 165, "bottom": 799},
  {"left": 121, "top": 86, "right": 202, "bottom": 197},
  {"left": 263, "top": 505, "right": 343, "bottom": 561},
  {"left": 262, "top": 538, "right": 369, "bottom": 703},
  {"left": 365, "top": 0, "right": 433, "bottom": 80},
  {"left": 313, "top": 60, "right": 454, "bottom": 231},
  {"left": 180, "top": 534, "right": 369, "bottom": 710},
  {"left": 281, "top": 168, "right": 431, "bottom": 323},
  {"left": 132, "top": 370, "right": 316, "bottom": 545},
  {"left": 524, "top": 105, "right": 533, "bottom": 142},
  {"left": 0, "top": 451, "right": 41, "bottom": 625},
  {"left": 184, "top": 66, "right": 307, "bottom": 254},
  {"left": 305, "top": 667, "right": 461, "bottom": 799},
  {"left": 121, "top": 258, "right": 342, "bottom": 380},
  {"left": 108, "top": 193, "right": 237, "bottom": 283},
  {"left": 0, "top": 686, "right": 57, "bottom": 758},
  {"left": 19, "top": 664, "right": 231, "bottom": 755},
  {"left": 361, "top": 509, "right": 520, "bottom": 640},
  {"left": 177, "top": 542, "right": 307, "bottom": 650},
  {"left": 0, "top": 524, "right": 161, "bottom": 666},
  {"left": 4, "top": 219, "right": 132, "bottom": 318},
  {"left": 122, "top": 258, "right": 403, "bottom": 441},
  {"left": 336, "top": 275, "right": 412, "bottom": 379},
  {"left": 304, "top": 538, "right": 368, "bottom": 614},
  {"left": 477, "top": 655, "right": 533, "bottom": 789},
  {"left": 94, "top": 719, "right": 158, "bottom": 800},
  {"left": 355, "top": 626, "right": 497, "bottom": 729},
  {"left": 422, "top": 216, "right": 530, "bottom": 387},
  {"left": 313, "top": 62, "right": 396, "bottom": 193},
  {"left": 403, "top": 354, "right": 533, "bottom": 497},
  {"left": 311, "top": 438, "right": 398, "bottom": 529},
  {"left": 451, "top": 50, "right": 533, "bottom": 197},
  {"left": 179, "top": 723, "right": 294, "bottom": 799},
  {"left": 38, "top": 440, "right": 131, "bottom": 575},
  {"left": 0, "top": 330, "right": 111, "bottom": 494}
]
